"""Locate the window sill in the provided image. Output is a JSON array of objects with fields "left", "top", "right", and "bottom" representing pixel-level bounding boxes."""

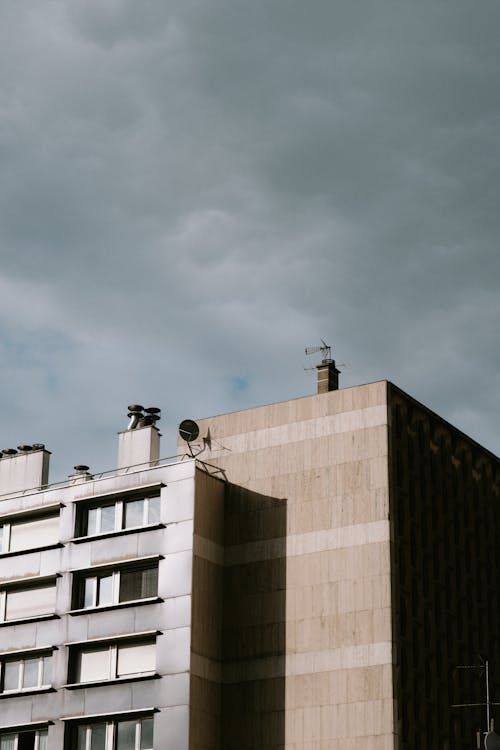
[
  {"left": 0, "top": 686, "right": 55, "bottom": 699},
  {"left": 0, "top": 613, "right": 60, "bottom": 628},
  {"left": 64, "top": 673, "right": 160, "bottom": 690},
  {"left": 69, "top": 523, "right": 165, "bottom": 544},
  {"left": 0, "top": 542, "right": 64, "bottom": 559},
  {"left": 68, "top": 597, "right": 163, "bottom": 616}
]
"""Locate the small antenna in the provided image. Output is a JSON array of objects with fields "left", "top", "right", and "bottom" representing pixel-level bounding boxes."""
[
  {"left": 452, "top": 659, "right": 500, "bottom": 744},
  {"left": 305, "top": 339, "right": 332, "bottom": 362}
]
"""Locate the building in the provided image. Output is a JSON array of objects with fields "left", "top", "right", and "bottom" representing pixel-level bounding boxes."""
[
  {"left": 0, "top": 410, "right": 224, "bottom": 750},
  {"left": 0, "top": 367, "right": 498, "bottom": 749}
]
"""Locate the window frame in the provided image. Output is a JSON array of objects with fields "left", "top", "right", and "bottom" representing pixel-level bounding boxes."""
[
  {"left": 67, "top": 634, "right": 158, "bottom": 687},
  {"left": 73, "top": 485, "right": 164, "bottom": 541},
  {"left": 67, "top": 715, "right": 154, "bottom": 750},
  {"left": 0, "top": 506, "right": 62, "bottom": 557},
  {"left": 0, "top": 727, "right": 48, "bottom": 749},
  {"left": 84, "top": 495, "right": 160, "bottom": 536},
  {"left": 0, "top": 577, "right": 59, "bottom": 625},
  {"left": 0, "top": 650, "right": 53, "bottom": 695},
  {"left": 71, "top": 557, "right": 161, "bottom": 613}
]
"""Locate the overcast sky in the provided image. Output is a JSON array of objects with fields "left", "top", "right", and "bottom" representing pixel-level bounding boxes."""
[{"left": 0, "top": 0, "right": 498, "bottom": 481}]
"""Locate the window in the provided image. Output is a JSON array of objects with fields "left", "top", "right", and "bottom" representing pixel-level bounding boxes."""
[
  {"left": 0, "top": 729, "right": 48, "bottom": 750},
  {"left": 71, "top": 638, "right": 156, "bottom": 684},
  {"left": 0, "top": 582, "right": 56, "bottom": 623},
  {"left": 79, "top": 493, "right": 160, "bottom": 538},
  {"left": 0, "top": 513, "right": 59, "bottom": 555},
  {"left": 73, "top": 717, "right": 153, "bottom": 750},
  {"left": 74, "top": 562, "right": 158, "bottom": 610},
  {"left": 0, "top": 652, "right": 52, "bottom": 693}
]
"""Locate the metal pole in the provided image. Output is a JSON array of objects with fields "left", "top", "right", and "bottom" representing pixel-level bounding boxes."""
[{"left": 486, "top": 660, "right": 490, "bottom": 732}]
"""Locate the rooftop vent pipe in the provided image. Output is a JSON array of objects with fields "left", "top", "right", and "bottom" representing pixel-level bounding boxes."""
[
  {"left": 68, "top": 464, "right": 93, "bottom": 483},
  {"left": 118, "top": 404, "right": 161, "bottom": 469},
  {"left": 127, "top": 404, "right": 144, "bottom": 430},
  {"left": 127, "top": 405, "right": 161, "bottom": 430}
]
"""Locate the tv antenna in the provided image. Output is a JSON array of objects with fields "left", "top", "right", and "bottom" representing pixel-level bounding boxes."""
[
  {"left": 451, "top": 659, "right": 500, "bottom": 747},
  {"left": 304, "top": 340, "right": 347, "bottom": 373},
  {"left": 305, "top": 339, "right": 332, "bottom": 362}
]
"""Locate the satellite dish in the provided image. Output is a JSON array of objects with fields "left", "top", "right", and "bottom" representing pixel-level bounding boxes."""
[
  {"left": 179, "top": 419, "right": 200, "bottom": 443},
  {"left": 485, "top": 732, "right": 500, "bottom": 750}
]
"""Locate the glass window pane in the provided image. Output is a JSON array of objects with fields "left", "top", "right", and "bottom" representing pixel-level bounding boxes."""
[
  {"left": 97, "top": 575, "right": 113, "bottom": 606},
  {"left": 119, "top": 566, "right": 157, "bottom": 602},
  {"left": 18, "top": 732, "right": 37, "bottom": 750},
  {"left": 77, "top": 726, "right": 87, "bottom": 750},
  {"left": 141, "top": 567, "right": 158, "bottom": 598},
  {"left": 84, "top": 578, "right": 96, "bottom": 608},
  {"left": 77, "top": 647, "right": 110, "bottom": 683},
  {"left": 123, "top": 499, "right": 144, "bottom": 528},
  {"left": 6, "top": 585, "right": 56, "bottom": 621},
  {"left": 42, "top": 655, "right": 52, "bottom": 685},
  {"left": 90, "top": 724, "right": 106, "bottom": 750},
  {"left": 22, "top": 658, "right": 39, "bottom": 688},
  {"left": 37, "top": 730, "right": 48, "bottom": 750},
  {"left": 87, "top": 508, "right": 98, "bottom": 536},
  {"left": 116, "top": 720, "right": 136, "bottom": 750},
  {"left": 0, "top": 735, "right": 16, "bottom": 750},
  {"left": 119, "top": 569, "right": 141, "bottom": 602},
  {"left": 147, "top": 496, "right": 160, "bottom": 524},
  {"left": 9, "top": 515, "right": 59, "bottom": 552},
  {"left": 0, "top": 526, "right": 4, "bottom": 554},
  {"left": 140, "top": 718, "right": 154, "bottom": 749},
  {"left": 100, "top": 505, "right": 116, "bottom": 533},
  {"left": 3, "top": 661, "right": 19, "bottom": 691},
  {"left": 117, "top": 642, "right": 155, "bottom": 677}
]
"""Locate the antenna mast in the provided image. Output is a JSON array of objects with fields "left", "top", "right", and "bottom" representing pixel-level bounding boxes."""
[
  {"left": 305, "top": 338, "right": 332, "bottom": 363},
  {"left": 452, "top": 659, "right": 500, "bottom": 746},
  {"left": 304, "top": 340, "right": 341, "bottom": 393}
]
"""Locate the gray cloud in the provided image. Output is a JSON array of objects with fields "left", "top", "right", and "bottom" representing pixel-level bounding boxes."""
[{"left": 0, "top": 0, "right": 498, "bottom": 479}]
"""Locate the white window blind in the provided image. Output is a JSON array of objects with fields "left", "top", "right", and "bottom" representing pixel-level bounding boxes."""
[
  {"left": 75, "top": 640, "right": 156, "bottom": 683},
  {"left": 117, "top": 642, "right": 155, "bottom": 677},
  {"left": 9, "top": 515, "right": 59, "bottom": 552},
  {"left": 77, "top": 647, "right": 110, "bottom": 683},
  {"left": 4, "top": 584, "right": 56, "bottom": 621}
]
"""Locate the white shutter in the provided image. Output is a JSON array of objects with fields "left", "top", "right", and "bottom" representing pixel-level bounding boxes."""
[
  {"left": 117, "top": 642, "right": 155, "bottom": 677},
  {"left": 77, "top": 647, "right": 111, "bottom": 682}
]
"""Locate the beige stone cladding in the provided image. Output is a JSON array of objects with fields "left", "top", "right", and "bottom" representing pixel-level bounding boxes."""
[{"left": 187, "top": 381, "right": 395, "bottom": 749}]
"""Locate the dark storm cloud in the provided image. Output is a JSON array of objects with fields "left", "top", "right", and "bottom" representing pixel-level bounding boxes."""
[{"left": 0, "top": 0, "right": 498, "bottom": 477}]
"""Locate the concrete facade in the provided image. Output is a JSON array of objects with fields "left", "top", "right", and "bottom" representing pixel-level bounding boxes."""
[{"left": 0, "top": 430, "right": 206, "bottom": 749}]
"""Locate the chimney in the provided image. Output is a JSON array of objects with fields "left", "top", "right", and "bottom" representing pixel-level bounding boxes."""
[
  {"left": 0, "top": 444, "right": 50, "bottom": 495},
  {"left": 316, "top": 359, "right": 340, "bottom": 394},
  {"left": 68, "top": 465, "right": 94, "bottom": 484},
  {"left": 117, "top": 405, "right": 161, "bottom": 470}
]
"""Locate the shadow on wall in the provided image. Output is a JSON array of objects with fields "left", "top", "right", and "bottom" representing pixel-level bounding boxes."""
[{"left": 222, "top": 484, "right": 287, "bottom": 750}]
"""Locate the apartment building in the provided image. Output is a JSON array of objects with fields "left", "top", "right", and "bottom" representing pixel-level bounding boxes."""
[
  {"left": 0, "top": 366, "right": 498, "bottom": 749},
  {"left": 0, "top": 410, "right": 226, "bottom": 750}
]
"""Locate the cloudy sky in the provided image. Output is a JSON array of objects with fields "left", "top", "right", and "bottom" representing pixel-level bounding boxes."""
[{"left": 0, "top": 0, "right": 498, "bottom": 481}]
